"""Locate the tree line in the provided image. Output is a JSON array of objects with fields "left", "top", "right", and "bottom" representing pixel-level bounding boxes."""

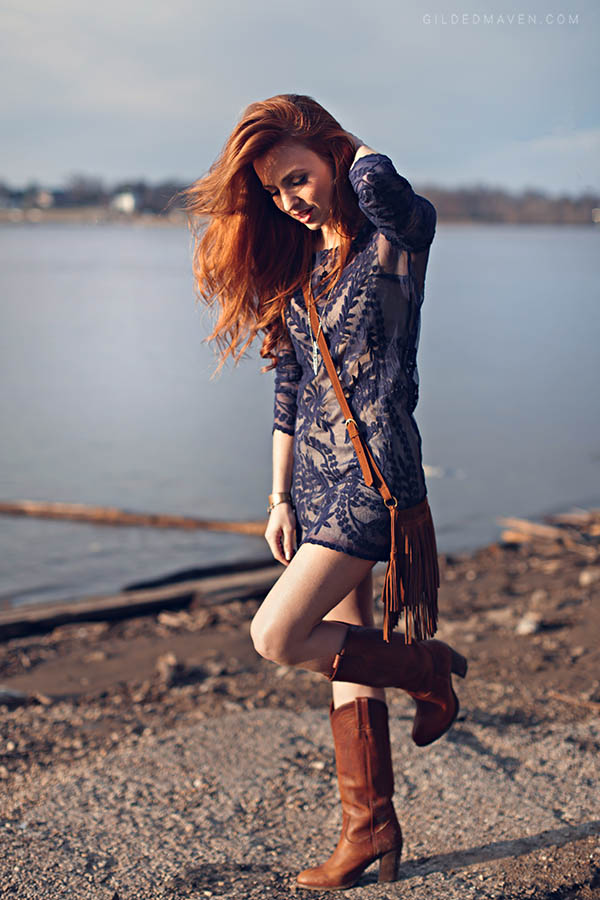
[{"left": 1, "top": 175, "right": 598, "bottom": 224}]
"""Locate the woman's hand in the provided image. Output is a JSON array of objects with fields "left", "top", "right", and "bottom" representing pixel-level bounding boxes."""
[{"left": 265, "top": 502, "right": 297, "bottom": 566}]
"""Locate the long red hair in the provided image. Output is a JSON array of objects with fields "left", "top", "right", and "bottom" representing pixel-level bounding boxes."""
[{"left": 183, "top": 93, "right": 367, "bottom": 376}]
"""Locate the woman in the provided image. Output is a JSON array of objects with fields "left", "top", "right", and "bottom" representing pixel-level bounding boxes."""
[{"left": 186, "top": 93, "right": 467, "bottom": 891}]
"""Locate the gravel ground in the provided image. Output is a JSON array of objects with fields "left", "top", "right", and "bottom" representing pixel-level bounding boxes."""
[
  {"left": 0, "top": 702, "right": 599, "bottom": 899},
  {"left": 1, "top": 508, "right": 599, "bottom": 898}
]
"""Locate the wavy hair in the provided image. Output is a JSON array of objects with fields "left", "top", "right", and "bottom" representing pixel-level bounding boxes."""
[{"left": 183, "top": 93, "right": 367, "bottom": 376}]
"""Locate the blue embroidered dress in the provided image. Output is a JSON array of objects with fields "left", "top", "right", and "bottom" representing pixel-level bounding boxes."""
[{"left": 272, "top": 153, "right": 437, "bottom": 562}]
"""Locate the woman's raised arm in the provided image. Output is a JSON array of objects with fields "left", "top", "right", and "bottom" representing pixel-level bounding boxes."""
[{"left": 347, "top": 140, "right": 437, "bottom": 254}]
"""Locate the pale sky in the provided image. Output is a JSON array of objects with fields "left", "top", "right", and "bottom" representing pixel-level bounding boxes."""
[{"left": 1, "top": 0, "right": 598, "bottom": 194}]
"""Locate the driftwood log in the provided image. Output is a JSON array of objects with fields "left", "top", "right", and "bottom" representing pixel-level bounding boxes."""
[
  {"left": 496, "top": 516, "right": 569, "bottom": 542},
  {"left": 0, "top": 560, "right": 284, "bottom": 640},
  {"left": 0, "top": 500, "right": 267, "bottom": 536}
]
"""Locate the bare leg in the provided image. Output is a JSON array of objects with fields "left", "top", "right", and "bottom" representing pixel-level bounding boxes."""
[
  {"left": 324, "top": 569, "right": 386, "bottom": 709},
  {"left": 250, "top": 541, "right": 378, "bottom": 675}
]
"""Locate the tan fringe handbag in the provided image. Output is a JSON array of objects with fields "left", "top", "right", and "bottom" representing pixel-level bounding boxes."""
[{"left": 302, "top": 281, "right": 440, "bottom": 644}]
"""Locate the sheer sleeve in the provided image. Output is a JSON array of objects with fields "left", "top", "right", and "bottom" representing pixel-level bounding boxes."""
[
  {"left": 272, "top": 343, "right": 302, "bottom": 436},
  {"left": 348, "top": 153, "right": 436, "bottom": 254}
]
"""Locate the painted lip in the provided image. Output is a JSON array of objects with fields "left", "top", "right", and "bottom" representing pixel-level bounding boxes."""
[{"left": 294, "top": 208, "right": 313, "bottom": 222}]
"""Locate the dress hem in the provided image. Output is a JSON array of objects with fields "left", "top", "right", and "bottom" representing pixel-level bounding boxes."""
[{"left": 298, "top": 536, "right": 385, "bottom": 564}]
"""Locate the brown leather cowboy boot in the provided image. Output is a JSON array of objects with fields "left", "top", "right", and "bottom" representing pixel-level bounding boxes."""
[
  {"left": 296, "top": 696, "right": 403, "bottom": 891},
  {"left": 323, "top": 624, "right": 468, "bottom": 747}
]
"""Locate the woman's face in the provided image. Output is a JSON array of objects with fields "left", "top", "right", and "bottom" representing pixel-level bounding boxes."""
[{"left": 252, "top": 139, "right": 335, "bottom": 233}]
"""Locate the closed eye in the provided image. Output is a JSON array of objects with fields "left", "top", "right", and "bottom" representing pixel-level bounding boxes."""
[{"left": 267, "top": 174, "right": 307, "bottom": 197}]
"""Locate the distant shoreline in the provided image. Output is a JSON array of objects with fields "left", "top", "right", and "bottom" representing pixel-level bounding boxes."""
[
  {"left": 0, "top": 207, "right": 188, "bottom": 227},
  {"left": 0, "top": 207, "right": 598, "bottom": 227}
]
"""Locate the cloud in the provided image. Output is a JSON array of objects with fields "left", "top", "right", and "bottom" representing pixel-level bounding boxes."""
[{"left": 0, "top": 0, "right": 597, "bottom": 189}]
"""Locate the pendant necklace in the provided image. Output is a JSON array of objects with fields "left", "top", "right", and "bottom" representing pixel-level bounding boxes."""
[
  {"left": 308, "top": 251, "right": 336, "bottom": 376},
  {"left": 311, "top": 308, "right": 323, "bottom": 376},
  {"left": 308, "top": 276, "right": 326, "bottom": 376},
  {"left": 308, "top": 242, "right": 340, "bottom": 375}
]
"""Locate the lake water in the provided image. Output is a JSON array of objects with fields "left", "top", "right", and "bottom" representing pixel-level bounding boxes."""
[{"left": 1, "top": 222, "right": 598, "bottom": 608}]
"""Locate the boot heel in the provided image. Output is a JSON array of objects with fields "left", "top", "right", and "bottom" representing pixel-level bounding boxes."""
[
  {"left": 450, "top": 649, "right": 468, "bottom": 678},
  {"left": 378, "top": 848, "right": 401, "bottom": 883}
]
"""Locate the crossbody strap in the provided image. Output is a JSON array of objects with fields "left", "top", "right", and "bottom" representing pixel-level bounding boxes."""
[
  {"left": 301, "top": 279, "right": 440, "bottom": 645},
  {"left": 301, "top": 283, "right": 397, "bottom": 510}
]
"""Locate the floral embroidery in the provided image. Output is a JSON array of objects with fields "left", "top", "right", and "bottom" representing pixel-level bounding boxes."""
[{"left": 272, "top": 154, "right": 437, "bottom": 561}]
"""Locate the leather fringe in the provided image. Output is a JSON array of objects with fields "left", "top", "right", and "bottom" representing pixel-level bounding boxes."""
[{"left": 381, "top": 496, "right": 440, "bottom": 644}]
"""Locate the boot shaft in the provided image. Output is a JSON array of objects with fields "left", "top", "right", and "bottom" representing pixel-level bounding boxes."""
[
  {"left": 328, "top": 624, "right": 435, "bottom": 692},
  {"left": 330, "top": 697, "right": 398, "bottom": 844},
  {"left": 296, "top": 696, "right": 403, "bottom": 891}
]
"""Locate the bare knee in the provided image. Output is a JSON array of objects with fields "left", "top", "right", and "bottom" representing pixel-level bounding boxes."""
[
  {"left": 249, "top": 613, "right": 274, "bottom": 661},
  {"left": 250, "top": 612, "right": 297, "bottom": 666}
]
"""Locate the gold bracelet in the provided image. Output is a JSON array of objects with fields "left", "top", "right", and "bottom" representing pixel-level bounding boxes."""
[{"left": 268, "top": 492, "right": 292, "bottom": 513}]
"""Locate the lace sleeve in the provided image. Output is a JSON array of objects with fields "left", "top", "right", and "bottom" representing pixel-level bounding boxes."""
[
  {"left": 348, "top": 153, "right": 436, "bottom": 253},
  {"left": 272, "top": 344, "right": 302, "bottom": 436}
]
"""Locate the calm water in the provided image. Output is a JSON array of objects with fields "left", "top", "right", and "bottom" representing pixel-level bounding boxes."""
[{"left": 1, "top": 222, "right": 598, "bottom": 608}]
